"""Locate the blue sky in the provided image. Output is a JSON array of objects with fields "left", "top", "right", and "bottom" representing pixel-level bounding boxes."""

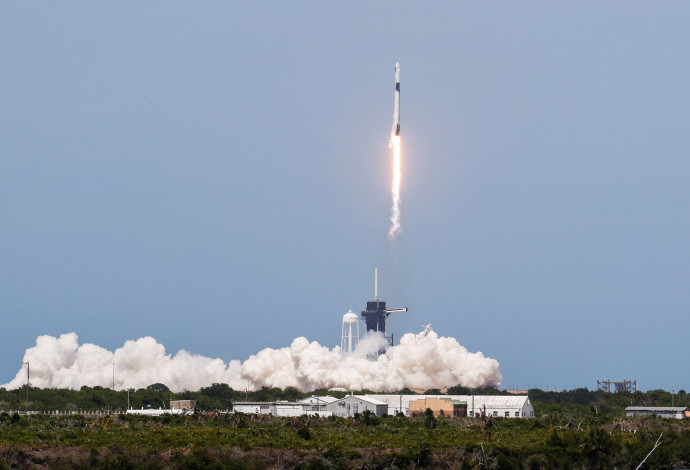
[{"left": 2, "top": 2, "right": 689, "bottom": 392}]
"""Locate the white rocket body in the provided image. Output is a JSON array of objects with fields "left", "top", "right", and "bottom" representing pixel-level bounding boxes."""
[{"left": 390, "top": 62, "right": 400, "bottom": 146}]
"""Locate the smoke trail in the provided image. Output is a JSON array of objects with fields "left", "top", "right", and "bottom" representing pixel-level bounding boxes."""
[
  {"left": 388, "top": 135, "right": 402, "bottom": 241},
  {"left": 2, "top": 326, "right": 501, "bottom": 393}
]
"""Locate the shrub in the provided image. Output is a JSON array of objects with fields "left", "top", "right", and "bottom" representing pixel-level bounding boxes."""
[
  {"left": 360, "top": 410, "right": 379, "bottom": 426},
  {"left": 297, "top": 425, "right": 311, "bottom": 440}
]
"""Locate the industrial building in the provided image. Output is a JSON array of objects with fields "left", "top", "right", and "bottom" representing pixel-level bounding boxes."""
[
  {"left": 126, "top": 399, "right": 197, "bottom": 416},
  {"left": 127, "top": 407, "right": 189, "bottom": 416},
  {"left": 229, "top": 394, "right": 533, "bottom": 419},
  {"left": 625, "top": 406, "right": 688, "bottom": 419},
  {"left": 232, "top": 401, "right": 332, "bottom": 417},
  {"left": 324, "top": 395, "right": 388, "bottom": 417},
  {"left": 170, "top": 400, "right": 196, "bottom": 412},
  {"left": 409, "top": 397, "right": 467, "bottom": 417},
  {"left": 367, "top": 395, "right": 534, "bottom": 418}
]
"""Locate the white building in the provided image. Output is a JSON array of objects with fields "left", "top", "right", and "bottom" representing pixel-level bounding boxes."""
[
  {"left": 232, "top": 401, "right": 332, "bottom": 417},
  {"left": 325, "top": 395, "right": 388, "bottom": 417},
  {"left": 366, "top": 395, "right": 534, "bottom": 418},
  {"left": 127, "top": 407, "right": 189, "bottom": 416},
  {"left": 625, "top": 407, "right": 688, "bottom": 419}
]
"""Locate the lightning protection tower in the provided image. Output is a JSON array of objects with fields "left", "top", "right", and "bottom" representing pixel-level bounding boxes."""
[
  {"left": 341, "top": 310, "right": 359, "bottom": 355},
  {"left": 360, "top": 268, "right": 407, "bottom": 348}
]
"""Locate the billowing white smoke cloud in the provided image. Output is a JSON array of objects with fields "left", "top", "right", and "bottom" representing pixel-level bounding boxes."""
[{"left": 2, "top": 328, "right": 501, "bottom": 392}]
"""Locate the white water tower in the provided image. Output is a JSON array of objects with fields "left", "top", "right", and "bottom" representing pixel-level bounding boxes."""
[{"left": 341, "top": 310, "right": 359, "bottom": 355}]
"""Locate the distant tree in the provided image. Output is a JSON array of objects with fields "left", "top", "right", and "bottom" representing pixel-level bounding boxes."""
[
  {"left": 199, "top": 383, "right": 234, "bottom": 399},
  {"left": 571, "top": 388, "right": 596, "bottom": 405},
  {"left": 360, "top": 410, "right": 379, "bottom": 426},
  {"left": 281, "top": 387, "right": 301, "bottom": 402},
  {"left": 447, "top": 385, "right": 471, "bottom": 395},
  {"left": 424, "top": 408, "right": 437, "bottom": 428},
  {"left": 146, "top": 383, "right": 170, "bottom": 393},
  {"left": 252, "top": 387, "right": 276, "bottom": 402},
  {"left": 474, "top": 387, "right": 511, "bottom": 396}
]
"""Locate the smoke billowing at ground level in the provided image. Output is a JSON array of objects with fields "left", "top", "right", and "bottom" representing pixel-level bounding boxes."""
[{"left": 2, "top": 328, "right": 501, "bottom": 393}]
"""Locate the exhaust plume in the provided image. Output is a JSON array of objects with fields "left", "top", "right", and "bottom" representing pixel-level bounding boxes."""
[
  {"left": 388, "top": 135, "right": 402, "bottom": 241},
  {"left": 2, "top": 327, "right": 501, "bottom": 393}
]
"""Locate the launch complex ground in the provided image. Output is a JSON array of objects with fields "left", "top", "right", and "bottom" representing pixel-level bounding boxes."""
[{"left": 1, "top": 387, "right": 689, "bottom": 469}]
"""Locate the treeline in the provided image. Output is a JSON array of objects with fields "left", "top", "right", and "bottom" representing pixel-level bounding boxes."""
[
  {"left": 529, "top": 387, "right": 688, "bottom": 407},
  {"left": 529, "top": 388, "right": 690, "bottom": 421},
  {"left": 0, "top": 383, "right": 315, "bottom": 413},
  {"left": 1, "top": 383, "right": 688, "bottom": 415}
]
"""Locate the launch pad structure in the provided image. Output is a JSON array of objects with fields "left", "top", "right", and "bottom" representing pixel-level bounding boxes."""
[
  {"left": 361, "top": 268, "right": 407, "bottom": 347},
  {"left": 597, "top": 379, "right": 637, "bottom": 393}
]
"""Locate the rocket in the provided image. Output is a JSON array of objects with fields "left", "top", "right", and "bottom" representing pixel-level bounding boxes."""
[{"left": 390, "top": 62, "right": 400, "bottom": 144}]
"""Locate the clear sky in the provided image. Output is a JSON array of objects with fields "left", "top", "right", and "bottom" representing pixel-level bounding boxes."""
[{"left": 2, "top": 2, "right": 689, "bottom": 392}]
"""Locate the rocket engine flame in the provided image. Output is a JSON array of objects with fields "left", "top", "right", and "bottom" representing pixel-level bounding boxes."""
[
  {"left": 2, "top": 326, "right": 501, "bottom": 393},
  {"left": 389, "top": 135, "right": 402, "bottom": 241}
]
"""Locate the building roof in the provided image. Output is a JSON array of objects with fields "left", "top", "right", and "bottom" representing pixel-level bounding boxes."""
[
  {"left": 298, "top": 395, "right": 339, "bottom": 405},
  {"left": 441, "top": 398, "right": 468, "bottom": 405},
  {"left": 233, "top": 401, "right": 303, "bottom": 407},
  {"left": 360, "top": 396, "right": 388, "bottom": 406},
  {"left": 336, "top": 395, "right": 388, "bottom": 406},
  {"left": 626, "top": 407, "right": 687, "bottom": 412}
]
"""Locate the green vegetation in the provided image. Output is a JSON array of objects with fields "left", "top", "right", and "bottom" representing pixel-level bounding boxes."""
[{"left": 0, "top": 385, "right": 689, "bottom": 469}]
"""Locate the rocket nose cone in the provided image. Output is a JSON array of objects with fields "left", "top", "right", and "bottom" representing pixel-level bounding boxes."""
[{"left": 395, "top": 62, "right": 400, "bottom": 69}]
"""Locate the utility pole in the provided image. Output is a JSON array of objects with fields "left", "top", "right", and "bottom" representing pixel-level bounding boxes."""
[{"left": 25, "top": 362, "right": 29, "bottom": 413}]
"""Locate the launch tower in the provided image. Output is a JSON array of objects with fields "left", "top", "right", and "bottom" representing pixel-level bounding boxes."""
[{"left": 361, "top": 268, "right": 407, "bottom": 347}]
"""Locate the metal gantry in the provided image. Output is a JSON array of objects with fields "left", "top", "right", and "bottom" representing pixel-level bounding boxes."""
[{"left": 597, "top": 379, "right": 637, "bottom": 393}]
